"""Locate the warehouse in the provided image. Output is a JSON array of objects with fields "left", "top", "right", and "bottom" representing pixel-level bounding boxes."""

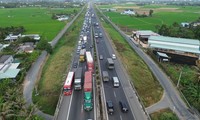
[{"left": 148, "top": 36, "right": 200, "bottom": 64}]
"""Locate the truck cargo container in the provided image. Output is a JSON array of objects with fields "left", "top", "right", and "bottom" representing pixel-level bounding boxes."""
[
  {"left": 86, "top": 51, "right": 94, "bottom": 72},
  {"left": 74, "top": 68, "right": 83, "bottom": 90}
]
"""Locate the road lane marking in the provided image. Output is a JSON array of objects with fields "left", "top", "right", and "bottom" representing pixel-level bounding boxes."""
[
  {"left": 114, "top": 91, "right": 116, "bottom": 98},
  {"left": 66, "top": 91, "right": 74, "bottom": 120},
  {"left": 81, "top": 104, "right": 83, "bottom": 112},
  {"left": 120, "top": 115, "right": 123, "bottom": 120}
]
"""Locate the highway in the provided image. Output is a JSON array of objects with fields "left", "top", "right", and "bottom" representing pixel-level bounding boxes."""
[
  {"left": 96, "top": 6, "right": 200, "bottom": 120},
  {"left": 56, "top": 4, "right": 96, "bottom": 120},
  {"left": 92, "top": 4, "right": 147, "bottom": 120}
]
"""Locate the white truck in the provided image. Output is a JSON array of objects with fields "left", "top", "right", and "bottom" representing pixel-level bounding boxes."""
[
  {"left": 102, "top": 71, "right": 109, "bottom": 82},
  {"left": 74, "top": 67, "right": 83, "bottom": 90}
]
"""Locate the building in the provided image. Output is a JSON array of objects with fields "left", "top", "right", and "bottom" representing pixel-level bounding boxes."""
[
  {"left": 19, "top": 42, "right": 34, "bottom": 53},
  {"left": 121, "top": 9, "right": 135, "bottom": 15},
  {"left": 4, "top": 34, "right": 21, "bottom": 42},
  {"left": 148, "top": 36, "right": 200, "bottom": 59},
  {"left": 21, "top": 34, "right": 40, "bottom": 41},
  {"left": 132, "top": 30, "right": 159, "bottom": 47},
  {"left": 0, "top": 55, "right": 20, "bottom": 80},
  {"left": 181, "top": 22, "right": 190, "bottom": 27}
]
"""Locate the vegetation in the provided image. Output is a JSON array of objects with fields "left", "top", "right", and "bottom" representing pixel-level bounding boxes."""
[
  {"left": 99, "top": 4, "right": 200, "bottom": 31},
  {"left": 0, "top": 7, "right": 81, "bottom": 40},
  {"left": 157, "top": 21, "right": 200, "bottom": 39},
  {"left": 32, "top": 9, "right": 85, "bottom": 114},
  {"left": 96, "top": 9, "right": 163, "bottom": 107},
  {"left": 36, "top": 40, "right": 52, "bottom": 54},
  {"left": 160, "top": 62, "right": 200, "bottom": 111},
  {"left": 150, "top": 108, "right": 178, "bottom": 120}
]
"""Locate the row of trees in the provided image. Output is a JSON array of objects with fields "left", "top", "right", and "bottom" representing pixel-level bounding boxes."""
[
  {"left": 0, "top": 26, "right": 25, "bottom": 40},
  {"left": 156, "top": 21, "right": 200, "bottom": 40}
]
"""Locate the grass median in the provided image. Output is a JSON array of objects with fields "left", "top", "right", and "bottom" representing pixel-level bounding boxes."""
[
  {"left": 32, "top": 9, "right": 85, "bottom": 115},
  {"left": 97, "top": 12, "right": 163, "bottom": 107}
]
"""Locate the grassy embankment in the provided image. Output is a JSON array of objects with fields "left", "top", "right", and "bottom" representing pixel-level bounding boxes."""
[
  {"left": 96, "top": 10, "right": 163, "bottom": 107},
  {"left": 0, "top": 7, "right": 80, "bottom": 40},
  {"left": 32, "top": 9, "right": 85, "bottom": 114},
  {"left": 99, "top": 4, "right": 199, "bottom": 31},
  {"left": 150, "top": 108, "right": 178, "bottom": 120}
]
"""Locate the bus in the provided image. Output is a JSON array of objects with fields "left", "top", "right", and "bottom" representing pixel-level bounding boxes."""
[
  {"left": 63, "top": 71, "right": 75, "bottom": 96},
  {"left": 107, "top": 58, "right": 114, "bottom": 69}
]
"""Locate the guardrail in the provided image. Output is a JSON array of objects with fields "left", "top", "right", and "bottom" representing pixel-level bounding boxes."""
[{"left": 95, "top": 6, "right": 151, "bottom": 120}]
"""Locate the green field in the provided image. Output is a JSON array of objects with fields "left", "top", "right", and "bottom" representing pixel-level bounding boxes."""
[
  {"left": 99, "top": 4, "right": 200, "bottom": 31},
  {"left": 32, "top": 8, "right": 85, "bottom": 115},
  {"left": 0, "top": 7, "right": 80, "bottom": 40}
]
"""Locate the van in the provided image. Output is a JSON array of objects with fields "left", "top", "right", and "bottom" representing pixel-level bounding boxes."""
[
  {"left": 119, "top": 101, "right": 128, "bottom": 113},
  {"left": 112, "top": 77, "right": 119, "bottom": 87}
]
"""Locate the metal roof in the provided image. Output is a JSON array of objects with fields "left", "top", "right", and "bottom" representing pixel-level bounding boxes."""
[
  {"left": 149, "top": 36, "right": 200, "bottom": 45},
  {"left": 136, "top": 30, "right": 159, "bottom": 36},
  {"left": 0, "top": 69, "right": 20, "bottom": 79},
  {"left": 0, "top": 55, "right": 12, "bottom": 63},
  {"left": 148, "top": 36, "right": 200, "bottom": 54}
]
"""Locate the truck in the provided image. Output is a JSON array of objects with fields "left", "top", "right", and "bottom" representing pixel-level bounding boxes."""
[
  {"left": 79, "top": 49, "right": 86, "bottom": 62},
  {"left": 84, "top": 71, "right": 93, "bottom": 111},
  {"left": 107, "top": 58, "right": 114, "bottom": 69},
  {"left": 102, "top": 71, "right": 109, "bottom": 82},
  {"left": 86, "top": 51, "right": 94, "bottom": 72},
  {"left": 74, "top": 67, "right": 83, "bottom": 90}
]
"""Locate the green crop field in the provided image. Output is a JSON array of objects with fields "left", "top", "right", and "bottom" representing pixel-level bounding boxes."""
[
  {"left": 0, "top": 7, "right": 80, "bottom": 41},
  {"left": 99, "top": 4, "right": 200, "bottom": 31}
]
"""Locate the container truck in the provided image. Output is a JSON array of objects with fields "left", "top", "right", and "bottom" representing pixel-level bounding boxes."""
[
  {"left": 74, "top": 67, "right": 83, "bottom": 90},
  {"left": 79, "top": 49, "right": 86, "bottom": 62},
  {"left": 84, "top": 71, "right": 93, "bottom": 111},
  {"left": 86, "top": 51, "right": 94, "bottom": 72}
]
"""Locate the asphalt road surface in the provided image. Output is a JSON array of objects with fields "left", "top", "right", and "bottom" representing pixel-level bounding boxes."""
[{"left": 92, "top": 4, "right": 147, "bottom": 120}]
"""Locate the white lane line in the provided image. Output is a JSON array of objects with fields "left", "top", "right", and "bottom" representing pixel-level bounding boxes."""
[
  {"left": 81, "top": 104, "right": 83, "bottom": 112},
  {"left": 120, "top": 115, "right": 123, "bottom": 120},
  {"left": 66, "top": 91, "right": 74, "bottom": 120},
  {"left": 114, "top": 91, "right": 116, "bottom": 98}
]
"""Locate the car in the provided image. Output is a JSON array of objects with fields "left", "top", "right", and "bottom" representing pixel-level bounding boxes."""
[
  {"left": 99, "top": 55, "right": 103, "bottom": 60},
  {"left": 112, "top": 54, "right": 116, "bottom": 60},
  {"left": 99, "top": 32, "right": 103, "bottom": 38},
  {"left": 106, "top": 100, "right": 114, "bottom": 115},
  {"left": 119, "top": 101, "right": 128, "bottom": 113},
  {"left": 96, "top": 39, "right": 99, "bottom": 44},
  {"left": 73, "top": 62, "right": 78, "bottom": 68}
]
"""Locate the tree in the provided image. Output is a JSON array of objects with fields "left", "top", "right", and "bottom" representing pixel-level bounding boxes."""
[
  {"left": 149, "top": 9, "right": 154, "bottom": 16},
  {"left": 36, "top": 40, "right": 52, "bottom": 54}
]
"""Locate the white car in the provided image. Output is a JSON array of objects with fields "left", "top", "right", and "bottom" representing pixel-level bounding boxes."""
[{"left": 112, "top": 54, "right": 116, "bottom": 60}]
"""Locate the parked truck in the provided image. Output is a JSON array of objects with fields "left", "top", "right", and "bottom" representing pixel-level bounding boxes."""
[
  {"left": 74, "top": 67, "right": 83, "bottom": 90},
  {"left": 102, "top": 71, "right": 109, "bottom": 82},
  {"left": 84, "top": 71, "right": 93, "bottom": 111}
]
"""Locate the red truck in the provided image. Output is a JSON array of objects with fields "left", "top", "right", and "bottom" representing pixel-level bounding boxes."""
[{"left": 86, "top": 51, "right": 94, "bottom": 72}]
